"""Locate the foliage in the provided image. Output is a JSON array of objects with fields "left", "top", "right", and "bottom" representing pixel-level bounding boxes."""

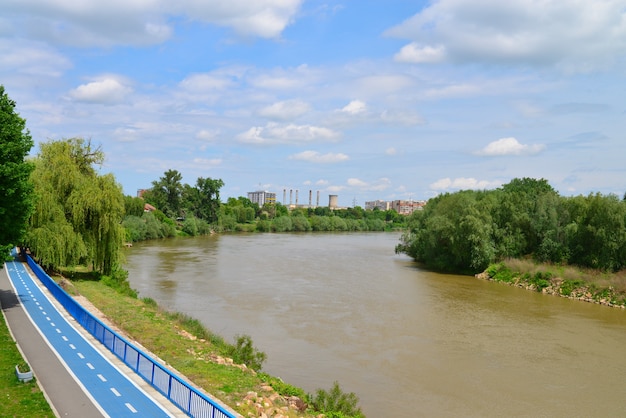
[
  {"left": 0, "top": 85, "right": 35, "bottom": 259},
  {"left": 100, "top": 268, "right": 137, "bottom": 298},
  {"left": 124, "top": 195, "right": 145, "bottom": 217},
  {"left": 229, "top": 334, "right": 267, "bottom": 371},
  {"left": 309, "top": 381, "right": 364, "bottom": 418},
  {"left": 26, "top": 138, "right": 125, "bottom": 275},
  {"left": 397, "top": 177, "right": 626, "bottom": 273}
]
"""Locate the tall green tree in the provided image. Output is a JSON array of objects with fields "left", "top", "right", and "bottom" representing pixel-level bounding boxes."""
[
  {"left": 0, "top": 85, "right": 35, "bottom": 259},
  {"left": 143, "top": 169, "right": 183, "bottom": 218},
  {"left": 26, "top": 138, "right": 125, "bottom": 275},
  {"left": 182, "top": 177, "right": 224, "bottom": 223}
]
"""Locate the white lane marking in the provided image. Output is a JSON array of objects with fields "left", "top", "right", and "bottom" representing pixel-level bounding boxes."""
[
  {"left": 111, "top": 388, "right": 121, "bottom": 397},
  {"left": 125, "top": 403, "right": 137, "bottom": 413},
  {"left": 55, "top": 328, "right": 61, "bottom": 333},
  {"left": 86, "top": 363, "right": 95, "bottom": 370},
  {"left": 38, "top": 306, "right": 43, "bottom": 310},
  {"left": 77, "top": 352, "right": 85, "bottom": 359},
  {"left": 46, "top": 317, "right": 50, "bottom": 321},
  {"left": 62, "top": 336, "right": 68, "bottom": 341},
  {"left": 69, "top": 344, "right": 76, "bottom": 350},
  {"left": 97, "top": 374, "right": 107, "bottom": 382},
  {"left": 50, "top": 322, "right": 55, "bottom": 326}
]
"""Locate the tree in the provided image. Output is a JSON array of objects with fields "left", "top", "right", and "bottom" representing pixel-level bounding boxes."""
[
  {"left": 182, "top": 177, "right": 224, "bottom": 223},
  {"left": 0, "top": 85, "right": 34, "bottom": 258},
  {"left": 144, "top": 169, "right": 183, "bottom": 218},
  {"left": 26, "top": 138, "right": 125, "bottom": 275}
]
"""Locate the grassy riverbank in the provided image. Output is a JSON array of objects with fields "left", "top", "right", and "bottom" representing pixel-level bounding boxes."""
[
  {"left": 0, "top": 311, "right": 54, "bottom": 417},
  {"left": 481, "top": 258, "right": 626, "bottom": 307}
]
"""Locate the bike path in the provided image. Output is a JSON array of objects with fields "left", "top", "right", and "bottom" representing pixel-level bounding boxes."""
[{"left": 3, "top": 257, "right": 175, "bottom": 418}]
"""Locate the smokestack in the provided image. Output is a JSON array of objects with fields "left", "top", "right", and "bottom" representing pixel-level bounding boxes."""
[
  {"left": 283, "top": 189, "right": 286, "bottom": 205},
  {"left": 309, "top": 190, "right": 312, "bottom": 207},
  {"left": 290, "top": 189, "right": 293, "bottom": 205},
  {"left": 296, "top": 190, "right": 299, "bottom": 206},
  {"left": 316, "top": 190, "right": 320, "bottom": 207}
]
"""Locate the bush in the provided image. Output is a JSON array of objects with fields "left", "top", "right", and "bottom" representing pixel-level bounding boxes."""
[
  {"left": 310, "top": 381, "right": 364, "bottom": 418},
  {"left": 100, "top": 268, "right": 138, "bottom": 298},
  {"left": 229, "top": 334, "right": 266, "bottom": 371}
]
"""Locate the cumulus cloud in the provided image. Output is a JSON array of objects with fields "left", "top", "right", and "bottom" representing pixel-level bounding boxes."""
[
  {"left": 346, "top": 177, "right": 392, "bottom": 191},
  {"left": 394, "top": 43, "right": 446, "bottom": 63},
  {"left": 259, "top": 99, "right": 311, "bottom": 120},
  {"left": 69, "top": 77, "right": 132, "bottom": 104},
  {"left": 289, "top": 151, "right": 349, "bottom": 163},
  {"left": 237, "top": 122, "right": 340, "bottom": 145},
  {"left": 476, "top": 137, "right": 545, "bottom": 156},
  {"left": 4, "top": 0, "right": 302, "bottom": 47},
  {"left": 386, "top": 0, "right": 626, "bottom": 71},
  {"left": 340, "top": 100, "right": 367, "bottom": 115},
  {"left": 430, "top": 177, "right": 501, "bottom": 191}
]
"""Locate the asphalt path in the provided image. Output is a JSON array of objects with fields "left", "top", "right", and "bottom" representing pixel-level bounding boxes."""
[{"left": 2, "top": 257, "right": 176, "bottom": 417}]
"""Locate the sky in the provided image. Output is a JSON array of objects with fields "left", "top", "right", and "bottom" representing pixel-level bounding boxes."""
[{"left": 2, "top": 0, "right": 626, "bottom": 207}]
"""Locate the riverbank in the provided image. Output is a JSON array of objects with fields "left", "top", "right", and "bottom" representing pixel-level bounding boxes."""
[{"left": 477, "top": 258, "right": 626, "bottom": 308}]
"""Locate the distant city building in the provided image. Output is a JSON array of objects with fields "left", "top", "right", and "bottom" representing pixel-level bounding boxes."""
[
  {"left": 365, "top": 200, "right": 391, "bottom": 211},
  {"left": 247, "top": 190, "right": 276, "bottom": 206},
  {"left": 391, "top": 200, "right": 426, "bottom": 215}
]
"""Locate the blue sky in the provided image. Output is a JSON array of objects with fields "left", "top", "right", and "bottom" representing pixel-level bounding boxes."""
[{"left": 3, "top": 0, "right": 626, "bottom": 207}]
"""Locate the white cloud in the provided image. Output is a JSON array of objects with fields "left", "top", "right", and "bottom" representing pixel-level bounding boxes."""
[
  {"left": 476, "top": 137, "right": 545, "bottom": 156},
  {"left": 69, "top": 77, "right": 132, "bottom": 104},
  {"left": 192, "top": 157, "right": 222, "bottom": 167},
  {"left": 179, "top": 73, "right": 234, "bottom": 91},
  {"left": 394, "top": 43, "right": 446, "bottom": 63},
  {"left": 380, "top": 109, "right": 424, "bottom": 125},
  {"left": 430, "top": 177, "right": 501, "bottom": 191},
  {"left": 259, "top": 99, "right": 311, "bottom": 120},
  {"left": 196, "top": 129, "right": 218, "bottom": 141},
  {"left": 0, "top": 39, "right": 71, "bottom": 77},
  {"left": 347, "top": 178, "right": 368, "bottom": 187},
  {"left": 346, "top": 177, "right": 392, "bottom": 191},
  {"left": 4, "top": 0, "right": 302, "bottom": 47},
  {"left": 386, "top": 0, "right": 626, "bottom": 71},
  {"left": 237, "top": 122, "right": 340, "bottom": 145},
  {"left": 385, "top": 147, "right": 397, "bottom": 155},
  {"left": 289, "top": 150, "right": 349, "bottom": 163},
  {"left": 340, "top": 100, "right": 367, "bottom": 115}
]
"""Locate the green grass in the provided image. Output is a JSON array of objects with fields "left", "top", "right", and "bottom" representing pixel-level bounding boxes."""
[{"left": 0, "top": 312, "right": 54, "bottom": 418}]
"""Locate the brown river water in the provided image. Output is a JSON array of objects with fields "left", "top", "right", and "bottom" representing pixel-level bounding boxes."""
[{"left": 124, "top": 232, "right": 626, "bottom": 417}]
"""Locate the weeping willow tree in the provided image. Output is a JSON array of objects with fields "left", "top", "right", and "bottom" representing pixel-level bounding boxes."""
[{"left": 25, "top": 138, "right": 125, "bottom": 275}]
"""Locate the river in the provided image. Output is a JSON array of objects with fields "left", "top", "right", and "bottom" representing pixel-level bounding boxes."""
[{"left": 124, "top": 232, "right": 626, "bottom": 417}]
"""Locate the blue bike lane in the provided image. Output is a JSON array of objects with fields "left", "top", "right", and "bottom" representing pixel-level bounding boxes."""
[{"left": 5, "top": 258, "right": 175, "bottom": 418}]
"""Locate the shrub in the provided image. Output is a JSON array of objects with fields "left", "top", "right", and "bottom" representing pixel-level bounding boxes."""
[
  {"left": 310, "top": 381, "right": 364, "bottom": 418},
  {"left": 101, "top": 268, "right": 138, "bottom": 298},
  {"left": 229, "top": 334, "right": 266, "bottom": 371}
]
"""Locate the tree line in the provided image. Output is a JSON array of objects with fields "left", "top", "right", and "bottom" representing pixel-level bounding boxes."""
[{"left": 397, "top": 177, "right": 626, "bottom": 273}]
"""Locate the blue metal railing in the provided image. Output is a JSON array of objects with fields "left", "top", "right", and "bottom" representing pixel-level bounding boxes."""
[{"left": 26, "top": 255, "right": 236, "bottom": 418}]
